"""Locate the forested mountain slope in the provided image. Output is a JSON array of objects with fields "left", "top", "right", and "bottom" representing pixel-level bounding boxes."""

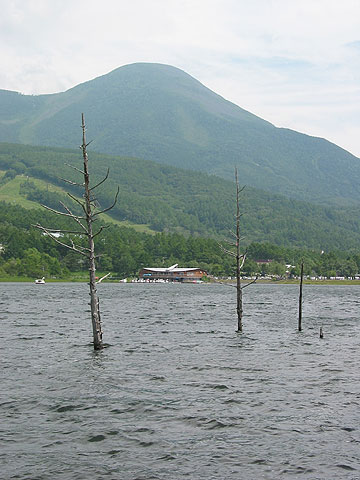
[
  {"left": 2, "top": 143, "right": 360, "bottom": 250},
  {"left": 0, "top": 63, "right": 360, "bottom": 206}
]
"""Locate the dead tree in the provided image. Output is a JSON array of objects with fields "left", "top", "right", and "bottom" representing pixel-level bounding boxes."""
[
  {"left": 219, "top": 168, "right": 256, "bottom": 332},
  {"left": 298, "top": 261, "right": 304, "bottom": 332},
  {"left": 34, "top": 113, "right": 119, "bottom": 350}
]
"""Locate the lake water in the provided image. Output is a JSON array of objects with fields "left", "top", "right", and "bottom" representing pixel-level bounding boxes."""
[{"left": 1, "top": 283, "right": 359, "bottom": 480}]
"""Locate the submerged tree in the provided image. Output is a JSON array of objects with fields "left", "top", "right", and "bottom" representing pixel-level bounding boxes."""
[
  {"left": 298, "top": 261, "right": 304, "bottom": 332},
  {"left": 219, "top": 168, "right": 256, "bottom": 332},
  {"left": 35, "top": 114, "right": 119, "bottom": 349}
]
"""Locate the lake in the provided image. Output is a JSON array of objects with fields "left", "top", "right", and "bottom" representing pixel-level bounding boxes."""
[{"left": 1, "top": 283, "right": 359, "bottom": 479}]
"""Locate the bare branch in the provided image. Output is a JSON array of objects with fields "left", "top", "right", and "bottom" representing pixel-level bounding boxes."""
[
  {"left": 93, "top": 186, "right": 119, "bottom": 217},
  {"left": 96, "top": 272, "right": 111, "bottom": 284},
  {"left": 65, "top": 162, "right": 85, "bottom": 175},
  {"left": 59, "top": 201, "right": 88, "bottom": 233},
  {"left": 223, "top": 237, "right": 245, "bottom": 247},
  {"left": 223, "top": 239, "right": 237, "bottom": 247},
  {"left": 239, "top": 254, "right": 247, "bottom": 271},
  {"left": 69, "top": 237, "right": 90, "bottom": 253},
  {"left": 41, "top": 203, "right": 86, "bottom": 220},
  {"left": 92, "top": 225, "right": 110, "bottom": 239},
  {"left": 66, "top": 192, "right": 87, "bottom": 216},
  {"left": 223, "top": 250, "right": 237, "bottom": 258},
  {"left": 218, "top": 242, "right": 247, "bottom": 260},
  {"left": 34, "top": 224, "right": 89, "bottom": 256},
  {"left": 218, "top": 242, "right": 237, "bottom": 257},
  {"left": 89, "top": 168, "right": 110, "bottom": 192},
  {"left": 214, "top": 276, "right": 257, "bottom": 290},
  {"left": 31, "top": 225, "right": 86, "bottom": 235},
  {"left": 215, "top": 281, "right": 237, "bottom": 288},
  {"left": 242, "top": 276, "right": 258, "bottom": 289},
  {"left": 60, "top": 177, "right": 84, "bottom": 187},
  {"left": 89, "top": 195, "right": 101, "bottom": 209}
]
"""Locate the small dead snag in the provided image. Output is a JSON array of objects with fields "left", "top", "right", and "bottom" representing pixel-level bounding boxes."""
[{"left": 34, "top": 114, "right": 119, "bottom": 349}]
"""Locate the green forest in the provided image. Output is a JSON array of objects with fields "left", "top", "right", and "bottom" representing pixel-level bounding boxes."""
[
  {"left": 1, "top": 202, "right": 360, "bottom": 281},
  {"left": 2, "top": 142, "right": 360, "bottom": 250},
  {"left": 2, "top": 143, "right": 360, "bottom": 281}
]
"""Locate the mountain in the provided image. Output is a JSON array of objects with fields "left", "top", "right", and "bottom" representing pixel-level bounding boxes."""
[
  {"left": 2, "top": 142, "right": 360, "bottom": 251},
  {"left": 0, "top": 63, "right": 360, "bottom": 207}
]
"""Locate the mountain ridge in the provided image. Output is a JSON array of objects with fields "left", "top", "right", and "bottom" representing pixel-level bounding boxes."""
[{"left": 0, "top": 62, "right": 359, "bottom": 206}]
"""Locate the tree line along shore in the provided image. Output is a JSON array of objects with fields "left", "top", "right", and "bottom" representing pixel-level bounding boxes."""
[{"left": 2, "top": 203, "right": 360, "bottom": 282}]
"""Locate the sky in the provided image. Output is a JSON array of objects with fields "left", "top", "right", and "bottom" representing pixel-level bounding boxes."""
[{"left": 1, "top": 0, "right": 360, "bottom": 157}]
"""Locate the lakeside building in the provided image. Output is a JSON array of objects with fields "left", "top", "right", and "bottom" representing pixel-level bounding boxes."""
[{"left": 138, "top": 264, "right": 207, "bottom": 283}]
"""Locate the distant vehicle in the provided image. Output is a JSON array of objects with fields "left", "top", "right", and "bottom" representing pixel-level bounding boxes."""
[{"left": 35, "top": 277, "right": 45, "bottom": 284}]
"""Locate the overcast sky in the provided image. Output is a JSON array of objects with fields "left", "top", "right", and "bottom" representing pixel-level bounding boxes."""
[{"left": 1, "top": 0, "right": 360, "bottom": 157}]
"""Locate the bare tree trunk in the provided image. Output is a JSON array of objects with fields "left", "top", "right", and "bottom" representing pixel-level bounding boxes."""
[
  {"left": 235, "top": 168, "right": 243, "bottom": 332},
  {"left": 218, "top": 168, "right": 256, "bottom": 332},
  {"left": 81, "top": 114, "right": 103, "bottom": 350},
  {"left": 35, "top": 114, "right": 118, "bottom": 350},
  {"left": 298, "top": 261, "right": 304, "bottom": 332}
]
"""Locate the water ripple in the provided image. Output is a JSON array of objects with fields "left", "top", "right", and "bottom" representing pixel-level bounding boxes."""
[{"left": 1, "top": 282, "right": 360, "bottom": 479}]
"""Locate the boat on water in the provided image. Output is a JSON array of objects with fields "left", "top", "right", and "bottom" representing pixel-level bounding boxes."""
[{"left": 35, "top": 277, "right": 45, "bottom": 284}]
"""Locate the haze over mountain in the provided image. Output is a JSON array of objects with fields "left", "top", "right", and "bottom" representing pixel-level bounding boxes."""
[{"left": 1, "top": 62, "right": 360, "bottom": 206}]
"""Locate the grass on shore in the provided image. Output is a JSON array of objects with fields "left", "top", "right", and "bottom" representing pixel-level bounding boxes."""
[{"left": 0, "top": 174, "right": 155, "bottom": 234}]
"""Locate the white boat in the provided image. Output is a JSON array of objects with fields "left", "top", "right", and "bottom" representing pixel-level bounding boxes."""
[{"left": 35, "top": 277, "right": 45, "bottom": 284}]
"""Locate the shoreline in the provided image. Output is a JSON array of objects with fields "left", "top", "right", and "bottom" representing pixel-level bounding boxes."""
[
  {"left": 254, "top": 279, "right": 360, "bottom": 286},
  {"left": 2, "top": 277, "right": 360, "bottom": 286}
]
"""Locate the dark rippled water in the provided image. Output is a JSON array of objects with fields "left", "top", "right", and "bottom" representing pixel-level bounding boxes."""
[{"left": 1, "top": 283, "right": 360, "bottom": 479}]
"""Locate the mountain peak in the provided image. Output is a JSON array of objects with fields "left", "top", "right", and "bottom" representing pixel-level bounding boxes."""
[{"left": 0, "top": 63, "right": 358, "bottom": 206}]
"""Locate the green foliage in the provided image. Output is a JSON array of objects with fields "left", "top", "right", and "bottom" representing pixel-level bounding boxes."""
[
  {"left": 19, "top": 180, "right": 82, "bottom": 214},
  {"left": 1, "top": 201, "right": 360, "bottom": 281},
  {"left": 2, "top": 143, "right": 360, "bottom": 250},
  {"left": 0, "top": 202, "right": 229, "bottom": 278},
  {"left": 18, "top": 247, "right": 63, "bottom": 277},
  {"left": 2, "top": 169, "right": 17, "bottom": 182}
]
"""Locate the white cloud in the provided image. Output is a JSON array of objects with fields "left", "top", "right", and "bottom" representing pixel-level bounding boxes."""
[{"left": 0, "top": 0, "right": 359, "bottom": 156}]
